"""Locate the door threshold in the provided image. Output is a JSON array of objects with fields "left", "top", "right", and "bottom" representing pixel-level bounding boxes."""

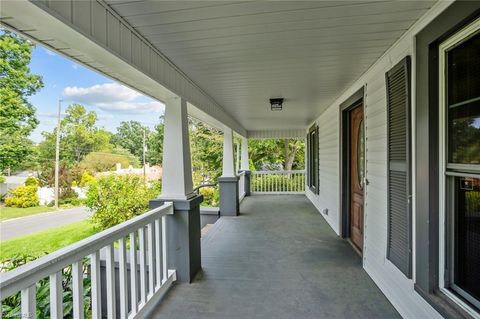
[{"left": 346, "top": 239, "right": 363, "bottom": 257}]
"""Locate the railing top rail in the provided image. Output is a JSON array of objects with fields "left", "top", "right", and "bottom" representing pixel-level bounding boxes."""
[
  {"left": 252, "top": 170, "right": 306, "bottom": 174},
  {"left": 237, "top": 171, "right": 246, "bottom": 176},
  {"left": 0, "top": 202, "right": 173, "bottom": 298}
]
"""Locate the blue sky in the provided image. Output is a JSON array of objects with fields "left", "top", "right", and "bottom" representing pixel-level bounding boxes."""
[{"left": 28, "top": 45, "right": 165, "bottom": 143}]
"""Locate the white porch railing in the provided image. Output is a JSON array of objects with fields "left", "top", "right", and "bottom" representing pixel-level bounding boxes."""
[
  {"left": 238, "top": 171, "right": 246, "bottom": 201},
  {"left": 0, "top": 202, "right": 176, "bottom": 319},
  {"left": 251, "top": 170, "right": 306, "bottom": 194}
]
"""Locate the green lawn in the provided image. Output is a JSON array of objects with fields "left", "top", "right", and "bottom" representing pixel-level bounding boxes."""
[
  {"left": 0, "top": 220, "right": 98, "bottom": 260},
  {"left": 0, "top": 206, "right": 56, "bottom": 221}
]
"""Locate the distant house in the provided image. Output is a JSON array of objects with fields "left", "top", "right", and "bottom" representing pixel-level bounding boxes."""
[{"left": 96, "top": 163, "right": 162, "bottom": 181}]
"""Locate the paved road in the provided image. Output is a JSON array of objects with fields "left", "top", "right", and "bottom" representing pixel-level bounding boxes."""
[{"left": 0, "top": 207, "right": 91, "bottom": 241}]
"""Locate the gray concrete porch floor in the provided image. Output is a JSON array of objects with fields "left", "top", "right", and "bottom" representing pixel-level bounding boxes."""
[{"left": 148, "top": 195, "right": 400, "bottom": 319}]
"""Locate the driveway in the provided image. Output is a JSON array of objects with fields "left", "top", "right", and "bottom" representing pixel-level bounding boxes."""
[{"left": 0, "top": 207, "right": 91, "bottom": 241}]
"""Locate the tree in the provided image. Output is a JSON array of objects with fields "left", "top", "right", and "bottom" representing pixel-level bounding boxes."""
[
  {"left": 0, "top": 31, "right": 43, "bottom": 173},
  {"left": 112, "top": 121, "right": 150, "bottom": 163},
  {"left": 147, "top": 118, "right": 164, "bottom": 166},
  {"left": 189, "top": 118, "right": 223, "bottom": 184},
  {"left": 38, "top": 104, "right": 113, "bottom": 166},
  {"left": 248, "top": 138, "right": 305, "bottom": 171}
]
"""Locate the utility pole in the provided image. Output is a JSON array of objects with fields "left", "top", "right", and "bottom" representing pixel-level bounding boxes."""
[
  {"left": 143, "top": 127, "right": 147, "bottom": 180},
  {"left": 54, "top": 99, "right": 62, "bottom": 209}
]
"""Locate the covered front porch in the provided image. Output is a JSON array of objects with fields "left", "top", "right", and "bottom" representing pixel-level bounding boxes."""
[{"left": 150, "top": 195, "right": 399, "bottom": 319}]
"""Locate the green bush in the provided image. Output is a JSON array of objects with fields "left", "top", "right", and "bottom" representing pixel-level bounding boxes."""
[
  {"left": 25, "top": 176, "right": 39, "bottom": 187},
  {"left": 86, "top": 174, "right": 158, "bottom": 230},
  {"left": 5, "top": 185, "right": 39, "bottom": 208},
  {"left": 0, "top": 175, "right": 6, "bottom": 184},
  {"left": 199, "top": 186, "right": 219, "bottom": 207},
  {"left": 79, "top": 171, "right": 95, "bottom": 187}
]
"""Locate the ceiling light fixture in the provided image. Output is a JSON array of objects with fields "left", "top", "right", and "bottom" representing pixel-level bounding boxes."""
[{"left": 270, "top": 98, "right": 284, "bottom": 111}]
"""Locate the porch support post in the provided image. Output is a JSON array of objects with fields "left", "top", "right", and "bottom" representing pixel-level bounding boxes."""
[
  {"left": 240, "top": 137, "right": 251, "bottom": 196},
  {"left": 219, "top": 127, "right": 240, "bottom": 216},
  {"left": 150, "top": 94, "right": 202, "bottom": 283}
]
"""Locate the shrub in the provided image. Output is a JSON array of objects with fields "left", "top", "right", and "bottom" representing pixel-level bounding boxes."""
[
  {"left": 199, "top": 186, "right": 219, "bottom": 207},
  {"left": 5, "top": 185, "right": 39, "bottom": 208},
  {"left": 86, "top": 175, "right": 158, "bottom": 230},
  {"left": 24, "top": 176, "right": 39, "bottom": 187},
  {"left": 0, "top": 175, "right": 6, "bottom": 184},
  {"left": 79, "top": 171, "right": 95, "bottom": 187}
]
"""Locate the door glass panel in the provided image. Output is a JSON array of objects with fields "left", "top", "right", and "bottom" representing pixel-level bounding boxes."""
[
  {"left": 357, "top": 120, "right": 365, "bottom": 188},
  {"left": 454, "top": 177, "right": 480, "bottom": 303},
  {"left": 447, "top": 32, "right": 480, "bottom": 165}
]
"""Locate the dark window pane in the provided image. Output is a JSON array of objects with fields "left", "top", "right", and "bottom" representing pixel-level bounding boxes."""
[
  {"left": 447, "top": 32, "right": 480, "bottom": 165},
  {"left": 447, "top": 32, "right": 480, "bottom": 107},
  {"left": 454, "top": 177, "right": 480, "bottom": 302},
  {"left": 448, "top": 105, "right": 480, "bottom": 164}
]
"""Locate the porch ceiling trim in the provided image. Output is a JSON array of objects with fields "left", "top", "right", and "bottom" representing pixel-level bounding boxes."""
[
  {"left": 0, "top": 0, "right": 246, "bottom": 136},
  {"left": 247, "top": 130, "right": 305, "bottom": 139}
]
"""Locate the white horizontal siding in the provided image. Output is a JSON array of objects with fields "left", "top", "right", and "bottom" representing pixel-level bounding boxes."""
[
  {"left": 306, "top": 1, "right": 455, "bottom": 318},
  {"left": 306, "top": 103, "right": 340, "bottom": 235}
]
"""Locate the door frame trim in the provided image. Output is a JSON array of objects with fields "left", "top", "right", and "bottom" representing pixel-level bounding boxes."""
[{"left": 339, "top": 87, "right": 365, "bottom": 240}]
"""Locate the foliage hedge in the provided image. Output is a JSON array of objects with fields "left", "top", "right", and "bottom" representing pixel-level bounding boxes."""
[
  {"left": 5, "top": 185, "right": 39, "bottom": 208},
  {"left": 0, "top": 175, "right": 6, "bottom": 184},
  {"left": 24, "top": 176, "right": 39, "bottom": 187},
  {"left": 199, "top": 186, "right": 219, "bottom": 207},
  {"left": 86, "top": 174, "right": 159, "bottom": 230}
]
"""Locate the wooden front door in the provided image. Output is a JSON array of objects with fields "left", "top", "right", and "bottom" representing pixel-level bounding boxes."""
[{"left": 349, "top": 104, "right": 365, "bottom": 253}]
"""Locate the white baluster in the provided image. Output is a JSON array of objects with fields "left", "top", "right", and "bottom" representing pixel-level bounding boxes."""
[
  {"left": 139, "top": 227, "right": 147, "bottom": 304},
  {"left": 21, "top": 285, "right": 35, "bottom": 319},
  {"left": 106, "top": 244, "right": 116, "bottom": 318},
  {"left": 50, "top": 271, "right": 63, "bottom": 318},
  {"left": 118, "top": 237, "right": 128, "bottom": 319},
  {"left": 129, "top": 232, "right": 138, "bottom": 314},
  {"left": 72, "top": 261, "right": 84, "bottom": 319},
  {"left": 147, "top": 223, "right": 155, "bottom": 297},
  {"left": 162, "top": 215, "right": 168, "bottom": 283},
  {"left": 155, "top": 218, "right": 162, "bottom": 289},
  {"left": 90, "top": 251, "right": 101, "bottom": 319}
]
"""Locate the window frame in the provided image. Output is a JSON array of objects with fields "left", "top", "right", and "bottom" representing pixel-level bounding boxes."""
[
  {"left": 307, "top": 124, "right": 319, "bottom": 194},
  {"left": 438, "top": 18, "right": 480, "bottom": 316}
]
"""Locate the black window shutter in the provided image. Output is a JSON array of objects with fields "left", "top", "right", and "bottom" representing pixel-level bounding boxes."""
[{"left": 386, "top": 56, "right": 412, "bottom": 278}]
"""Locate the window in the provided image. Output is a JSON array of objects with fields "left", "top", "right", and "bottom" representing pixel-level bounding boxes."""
[
  {"left": 439, "top": 20, "right": 480, "bottom": 311},
  {"left": 385, "top": 56, "right": 412, "bottom": 278},
  {"left": 307, "top": 125, "right": 319, "bottom": 194}
]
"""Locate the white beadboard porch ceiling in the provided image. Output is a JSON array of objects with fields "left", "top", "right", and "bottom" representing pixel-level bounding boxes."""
[{"left": 105, "top": 0, "right": 434, "bottom": 131}]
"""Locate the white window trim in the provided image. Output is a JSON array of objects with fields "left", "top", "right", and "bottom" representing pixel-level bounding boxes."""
[{"left": 438, "top": 18, "right": 480, "bottom": 319}]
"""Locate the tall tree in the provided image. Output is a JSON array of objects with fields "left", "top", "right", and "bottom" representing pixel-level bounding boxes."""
[
  {"left": 112, "top": 120, "right": 150, "bottom": 163},
  {"left": 0, "top": 31, "right": 43, "bottom": 173},
  {"left": 38, "top": 104, "right": 113, "bottom": 166},
  {"left": 147, "top": 117, "right": 164, "bottom": 166}
]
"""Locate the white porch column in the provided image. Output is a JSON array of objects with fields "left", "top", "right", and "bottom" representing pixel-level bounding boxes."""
[
  {"left": 219, "top": 126, "right": 240, "bottom": 216},
  {"left": 150, "top": 94, "right": 202, "bottom": 283},
  {"left": 161, "top": 95, "right": 194, "bottom": 199},
  {"left": 222, "top": 127, "right": 236, "bottom": 177},
  {"left": 240, "top": 137, "right": 249, "bottom": 171}
]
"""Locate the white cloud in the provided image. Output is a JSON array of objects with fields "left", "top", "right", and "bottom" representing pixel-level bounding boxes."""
[
  {"left": 62, "top": 83, "right": 164, "bottom": 113},
  {"left": 72, "top": 64, "right": 79, "bottom": 70}
]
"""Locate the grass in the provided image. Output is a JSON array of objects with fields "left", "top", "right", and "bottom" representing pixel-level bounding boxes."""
[
  {"left": 0, "top": 220, "right": 98, "bottom": 260},
  {"left": 0, "top": 206, "right": 56, "bottom": 221}
]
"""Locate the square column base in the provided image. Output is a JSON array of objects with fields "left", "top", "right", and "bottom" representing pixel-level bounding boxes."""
[
  {"left": 239, "top": 170, "right": 251, "bottom": 196},
  {"left": 149, "top": 194, "right": 203, "bottom": 283},
  {"left": 219, "top": 176, "right": 240, "bottom": 216}
]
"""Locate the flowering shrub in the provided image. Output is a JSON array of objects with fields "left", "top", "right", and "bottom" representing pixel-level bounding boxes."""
[{"left": 5, "top": 185, "right": 39, "bottom": 208}]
